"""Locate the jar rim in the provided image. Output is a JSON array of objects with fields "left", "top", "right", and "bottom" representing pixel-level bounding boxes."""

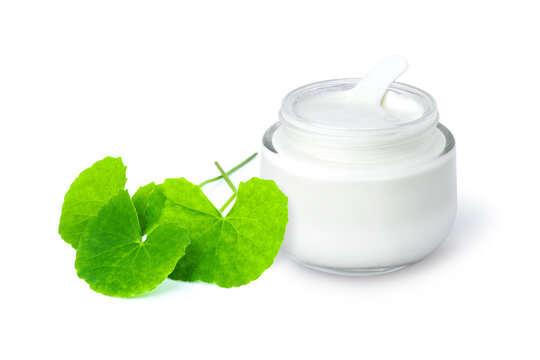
[{"left": 279, "top": 78, "right": 438, "bottom": 137}]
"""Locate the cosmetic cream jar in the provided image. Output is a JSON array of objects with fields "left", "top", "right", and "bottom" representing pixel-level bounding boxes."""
[{"left": 261, "top": 79, "right": 456, "bottom": 275}]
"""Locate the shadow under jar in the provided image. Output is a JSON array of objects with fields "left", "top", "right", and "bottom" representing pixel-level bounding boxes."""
[{"left": 261, "top": 79, "right": 456, "bottom": 275}]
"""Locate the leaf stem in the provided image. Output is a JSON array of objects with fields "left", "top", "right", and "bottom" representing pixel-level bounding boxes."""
[
  {"left": 199, "top": 152, "right": 257, "bottom": 187},
  {"left": 219, "top": 193, "right": 237, "bottom": 213},
  {"left": 214, "top": 161, "right": 237, "bottom": 193}
]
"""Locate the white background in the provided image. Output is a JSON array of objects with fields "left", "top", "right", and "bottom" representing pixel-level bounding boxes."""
[{"left": 1, "top": 1, "right": 538, "bottom": 359}]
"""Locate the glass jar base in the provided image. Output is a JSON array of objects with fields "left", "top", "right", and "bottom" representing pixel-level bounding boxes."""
[{"left": 285, "top": 252, "right": 409, "bottom": 276}]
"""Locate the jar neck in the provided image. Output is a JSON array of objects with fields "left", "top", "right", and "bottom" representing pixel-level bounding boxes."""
[{"left": 278, "top": 118, "right": 439, "bottom": 165}]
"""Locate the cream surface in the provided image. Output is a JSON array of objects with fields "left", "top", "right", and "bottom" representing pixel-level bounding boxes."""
[{"left": 292, "top": 88, "right": 424, "bottom": 130}]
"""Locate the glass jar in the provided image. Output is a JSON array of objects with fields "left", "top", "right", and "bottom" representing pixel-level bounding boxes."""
[{"left": 261, "top": 79, "right": 457, "bottom": 275}]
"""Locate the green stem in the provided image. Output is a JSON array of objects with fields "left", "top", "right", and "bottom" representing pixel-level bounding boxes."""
[
  {"left": 199, "top": 152, "right": 257, "bottom": 187},
  {"left": 219, "top": 193, "right": 237, "bottom": 213},
  {"left": 214, "top": 161, "right": 237, "bottom": 193}
]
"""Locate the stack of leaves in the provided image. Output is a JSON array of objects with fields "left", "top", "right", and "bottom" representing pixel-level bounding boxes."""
[{"left": 58, "top": 155, "right": 288, "bottom": 298}]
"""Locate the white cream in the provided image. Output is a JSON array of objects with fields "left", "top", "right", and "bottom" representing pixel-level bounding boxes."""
[
  {"left": 261, "top": 57, "right": 457, "bottom": 275},
  {"left": 292, "top": 86, "right": 424, "bottom": 129}
]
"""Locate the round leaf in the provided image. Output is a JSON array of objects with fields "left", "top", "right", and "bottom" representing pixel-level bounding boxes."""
[
  {"left": 59, "top": 156, "right": 127, "bottom": 249},
  {"left": 147, "top": 177, "right": 288, "bottom": 288},
  {"left": 75, "top": 191, "right": 190, "bottom": 297}
]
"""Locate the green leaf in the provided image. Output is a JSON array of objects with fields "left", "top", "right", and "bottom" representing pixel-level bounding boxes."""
[
  {"left": 147, "top": 177, "right": 288, "bottom": 288},
  {"left": 132, "top": 182, "right": 156, "bottom": 234},
  {"left": 75, "top": 190, "right": 190, "bottom": 298},
  {"left": 59, "top": 157, "right": 127, "bottom": 249}
]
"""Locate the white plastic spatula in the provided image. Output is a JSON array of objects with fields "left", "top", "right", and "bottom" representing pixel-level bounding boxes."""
[
  {"left": 290, "top": 56, "right": 414, "bottom": 129},
  {"left": 346, "top": 56, "right": 409, "bottom": 105}
]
